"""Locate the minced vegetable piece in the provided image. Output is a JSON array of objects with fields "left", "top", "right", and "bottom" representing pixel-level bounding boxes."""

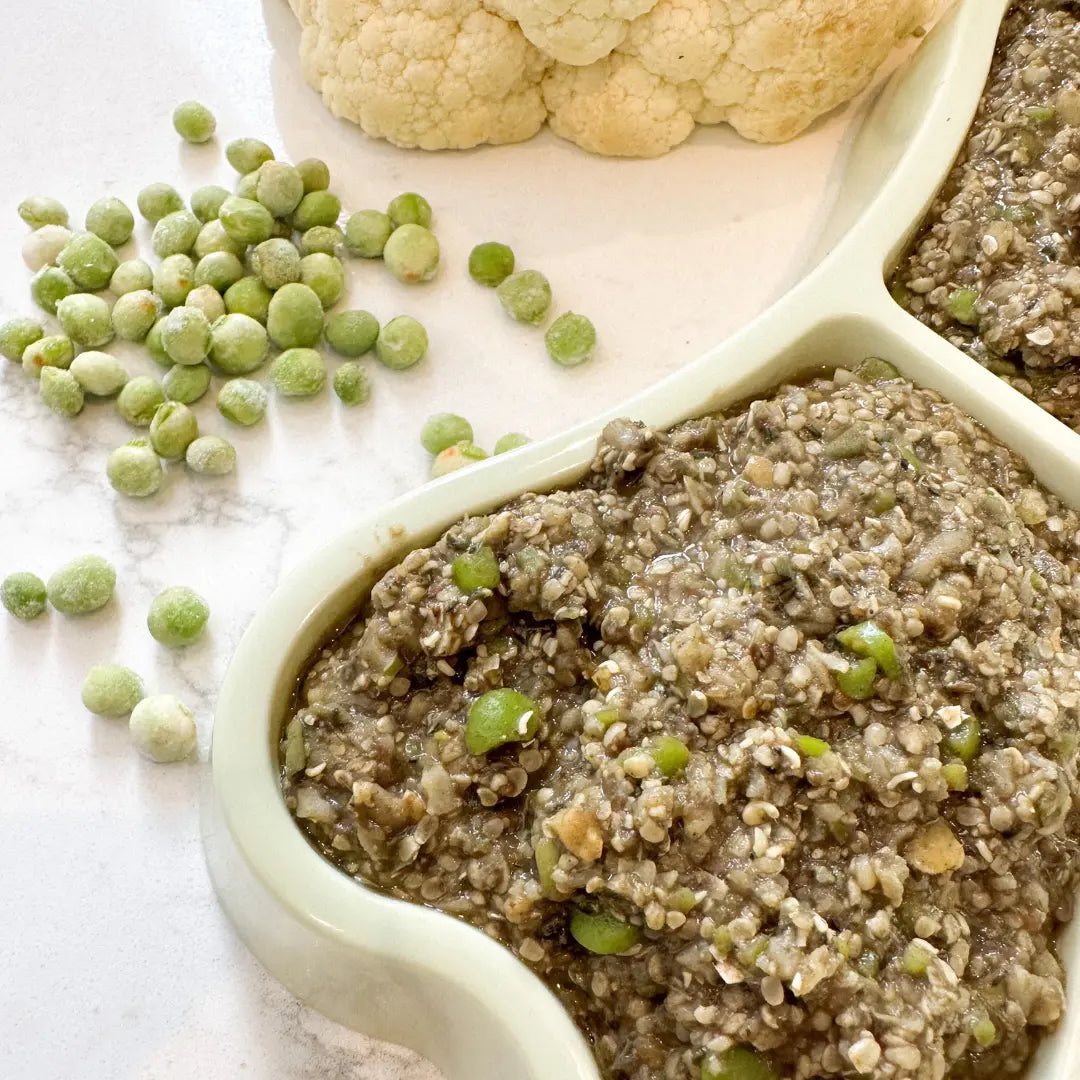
[
  {"left": 57, "top": 233, "right": 118, "bottom": 291},
  {"left": 129, "top": 694, "right": 197, "bottom": 763},
  {"left": 545, "top": 312, "right": 596, "bottom": 366},
  {"left": 834, "top": 656, "right": 878, "bottom": 700},
  {"left": 1, "top": 572, "right": 47, "bottom": 620},
  {"left": 299, "top": 252, "right": 345, "bottom": 308},
  {"left": 296, "top": 157, "right": 330, "bottom": 193},
  {"left": 195, "top": 219, "right": 245, "bottom": 259},
  {"left": 496, "top": 269, "right": 551, "bottom": 325},
  {"left": 185, "top": 284, "right": 226, "bottom": 323},
  {"left": 344, "top": 210, "right": 392, "bottom": 258},
  {"left": 468, "top": 242, "right": 515, "bottom": 287},
  {"left": 943, "top": 715, "right": 982, "bottom": 764},
  {"left": 107, "top": 439, "right": 163, "bottom": 497},
  {"left": 186, "top": 434, "right": 236, "bottom": 476},
  {"left": 902, "top": 941, "right": 932, "bottom": 977},
  {"left": 421, "top": 413, "right": 473, "bottom": 454},
  {"left": 137, "top": 182, "right": 184, "bottom": 223},
  {"left": 325, "top": 309, "right": 379, "bottom": 356},
  {"left": 147, "top": 585, "right": 210, "bottom": 647},
  {"left": 465, "top": 688, "right": 540, "bottom": 755},
  {"left": 195, "top": 251, "right": 245, "bottom": 292},
  {"left": 110, "top": 259, "right": 154, "bottom": 296},
  {"left": 18, "top": 195, "right": 68, "bottom": 229},
  {"left": 794, "top": 734, "right": 830, "bottom": 758},
  {"left": 0, "top": 317, "right": 43, "bottom": 362},
  {"left": 81, "top": 664, "right": 145, "bottom": 717},
  {"left": 300, "top": 224, "right": 344, "bottom": 256},
  {"left": 857, "top": 356, "right": 900, "bottom": 381},
  {"left": 22, "top": 224, "right": 72, "bottom": 271},
  {"left": 219, "top": 196, "right": 274, "bottom": 245},
  {"left": 70, "top": 351, "right": 126, "bottom": 397},
  {"left": 293, "top": 190, "right": 341, "bottom": 231},
  {"left": 85, "top": 197, "right": 134, "bottom": 246},
  {"left": 972, "top": 1017, "right": 998, "bottom": 1048},
  {"left": 946, "top": 288, "right": 979, "bottom": 327},
  {"left": 161, "top": 307, "right": 211, "bottom": 366},
  {"left": 375, "top": 315, "right": 427, "bottom": 370},
  {"left": 149, "top": 401, "right": 199, "bottom": 460},
  {"left": 942, "top": 762, "right": 969, "bottom": 791},
  {"left": 644, "top": 734, "right": 689, "bottom": 776},
  {"left": 209, "top": 312, "right": 269, "bottom": 374},
  {"left": 46, "top": 554, "right": 115, "bottom": 615},
  {"left": 22, "top": 334, "right": 74, "bottom": 378},
  {"left": 430, "top": 441, "right": 487, "bottom": 477},
  {"left": 569, "top": 910, "right": 642, "bottom": 956},
  {"left": 451, "top": 546, "right": 500, "bottom": 591},
  {"left": 112, "top": 290, "right": 161, "bottom": 342},
  {"left": 153, "top": 254, "right": 196, "bottom": 308},
  {"left": 387, "top": 192, "right": 432, "bottom": 229},
  {"left": 270, "top": 348, "right": 326, "bottom": 397},
  {"left": 173, "top": 100, "right": 216, "bottom": 143},
  {"left": 256, "top": 161, "right": 304, "bottom": 217},
  {"left": 494, "top": 432, "right": 530, "bottom": 454},
  {"left": 383, "top": 224, "right": 439, "bottom": 283},
  {"left": 163, "top": 362, "right": 211, "bottom": 404},
  {"left": 30, "top": 265, "right": 77, "bottom": 315},
  {"left": 217, "top": 378, "right": 268, "bottom": 426},
  {"left": 39, "top": 367, "right": 85, "bottom": 417},
  {"left": 225, "top": 137, "right": 274, "bottom": 175},
  {"left": 267, "top": 282, "right": 324, "bottom": 349},
  {"left": 252, "top": 238, "right": 300, "bottom": 290},
  {"left": 190, "top": 184, "right": 230, "bottom": 223},
  {"left": 332, "top": 362, "right": 372, "bottom": 406},
  {"left": 56, "top": 293, "right": 113, "bottom": 348},
  {"left": 701, "top": 1047, "right": 778, "bottom": 1080},
  {"left": 836, "top": 621, "right": 901, "bottom": 679},
  {"left": 223, "top": 276, "right": 273, "bottom": 323},
  {"left": 117, "top": 376, "right": 166, "bottom": 427}
]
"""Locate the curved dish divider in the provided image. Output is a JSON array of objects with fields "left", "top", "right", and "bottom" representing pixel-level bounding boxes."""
[{"left": 205, "top": 1, "right": 1078, "bottom": 1077}]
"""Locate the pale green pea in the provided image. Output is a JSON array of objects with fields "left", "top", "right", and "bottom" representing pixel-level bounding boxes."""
[
  {"left": 173, "top": 100, "right": 216, "bottom": 143},
  {"left": 57, "top": 233, "right": 118, "bottom": 291},
  {"left": 30, "top": 266, "right": 76, "bottom": 315},
  {"left": 137, "top": 183, "right": 184, "bottom": 223},
  {"left": 161, "top": 307, "right": 211, "bottom": 365},
  {"left": 376, "top": 314, "right": 427, "bottom": 370},
  {"left": 835, "top": 656, "right": 878, "bottom": 700},
  {"left": 163, "top": 362, "right": 211, "bottom": 404},
  {"left": 2, "top": 572, "right": 47, "bottom": 620},
  {"left": 332, "top": 362, "right": 371, "bottom": 406},
  {"left": 223, "top": 276, "right": 272, "bottom": 324},
  {"left": 116, "top": 376, "right": 166, "bottom": 426},
  {"left": 943, "top": 716, "right": 981, "bottom": 764},
  {"left": 111, "top": 289, "right": 164, "bottom": 342},
  {"left": 420, "top": 413, "right": 472, "bottom": 454},
  {"left": 70, "top": 351, "right": 128, "bottom": 396},
  {"left": 296, "top": 158, "right": 330, "bottom": 193},
  {"left": 185, "top": 435, "right": 236, "bottom": 476},
  {"left": 270, "top": 348, "right": 326, "bottom": 397},
  {"left": 299, "top": 225, "right": 344, "bottom": 257},
  {"left": 267, "top": 282, "right": 323, "bottom": 348},
  {"left": 209, "top": 313, "right": 269, "bottom": 374},
  {"left": 947, "top": 288, "right": 979, "bottom": 327},
  {"left": 194, "top": 219, "right": 245, "bottom": 259},
  {"left": 569, "top": 909, "right": 641, "bottom": 956},
  {"left": 18, "top": 195, "right": 69, "bottom": 229},
  {"left": 971, "top": 1017, "right": 997, "bottom": 1048},
  {"left": 292, "top": 190, "right": 341, "bottom": 231},
  {"left": 153, "top": 254, "right": 196, "bottom": 308},
  {"left": 256, "top": 161, "right": 304, "bottom": 217},
  {"left": 701, "top": 1047, "right": 777, "bottom": 1080},
  {"left": 794, "top": 734, "right": 830, "bottom": 758},
  {"left": 383, "top": 224, "right": 439, "bottom": 284},
  {"left": 219, "top": 196, "right": 274, "bottom": 245},
  {"left": 235, "top": 169, "right": 261, "bottom": 201},
  {"left": 40, "top": 366, "right": 84, "bottom": 417},
  {"left": 22, "top": 224, "right": 72, "bottom": 271},
  {"left": 185, "top": 284, "right": 226, "bottom": 323},
  {"left": 494, "top": 432, "right": 529, "bottom": 454},
  {"left": 252, "top": 238, "right": 301, "bottom": 290},
  {"left": 0, "top": 317, "right": 43, "bottom": 362},
  {"left": 22, "top": 334, "right": 74, "bottom": 378},
  {"left": 81, "top": 665, "right": 145, "bottom": 717},
  {"left": 902, "top": 942, "right": 932, "bottom": 977},
  {"left": 298, "top": 252, "right": 344, "bottom": 308},
  {"left": 149, "top": 400, "right": 199, "bottom": 459},
  {"left": 465, "top": 688, "right": 539, "bottom": 755},
  {"left": 107, "top": 439, "right": 163, "bottom": 497},
  {"left": 226, "top": 137, "right": 274, "bottom": 174},
  {"left": 152, "top": 210, "right": 200, "bottom": 258},
  {"left": 129, "top": 694, "right": 197, "bottom": 763},
  {"left": 110, "top": 258, "right": 154, "bottom": 295},
  {"left": 387, "top": 192, "right": 432, "bottom": 229},
  {"left": 47, "top": 554, "right": 116, "bottom": 615},
  {"left": 644, "top": 735, "right": 689, "bottom": 776},
  {"left": 56, "top": 293, "right": 113, "bottom": 347},
  {"left": 190, "top": 184, "right": 230, "bottom": 223},
  {"left": 430, "top": 442, "right": 487, "bottom": 478},
  {"left": 545, "top": 312, "right": 596, "bottom": 366},
  {"left": 194, "top": 251, "right": 245, "bottom": 292},
  {"left": 85, "top": 197, "right": 134, "bottom": 247},
  {"left": 497, "top": 270, "right": 551, "bottom": 325},
  {"left": 452, "top": 547, "right": 499, "bottom": 592},
  {"left": 146, "top": 318, "right": 170, "bottom": 365},
  {"left": 325, "top": 309, "right": 378, "bottom": 357},
  {"left": 942, "top": 762, "right": 968, "bottom": 791},
  {"left": 217, "top": 378, "right": 267, "bottom": 426},
  {"left": 468, "top": 242, "right": 514, "bottom": 287},
  {"left": 344, "top": 210, "right": 392, "bottom": 258}
]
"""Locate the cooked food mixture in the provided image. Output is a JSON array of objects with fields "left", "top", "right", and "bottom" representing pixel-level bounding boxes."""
[
  {"left": 283, "top": 368, "right": 1080, "bottom": 1080},
  {"left": 890, "top": 0, "right": 1080, "bottom": 429}
]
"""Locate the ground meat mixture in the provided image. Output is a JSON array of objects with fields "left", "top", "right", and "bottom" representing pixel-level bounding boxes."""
[
  {"left": 283, "top": 370, "right": 1080, "bottom": 1080},
  {"left": 890, "top": 1, "right": 1080, "bottom": 428}
]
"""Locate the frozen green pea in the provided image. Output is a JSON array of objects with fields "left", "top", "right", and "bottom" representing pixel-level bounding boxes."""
[
  {"left": 30, "top": 265, "right": 77, "bottom": 315},
  {"left": 56, "top": 293, "right": 113, "bottom": 347},
  {"left": 465, "top": 688, "right": 540, "bottom": 755},
  {"left": 58, "top": 230, "right": 119, "bottom": 289},
  {"left": 269, "top": 216, "right": 294, "bottom": 239},
  {"left": 332, "top": 362, "right": 371, "bottom": 406},
  {"left": 296, "top": 157, "right": 330, "bottom": 193},
  {"left": 2, "top": 571, "right": 47, "bottom": 620},
  {"left": 194, "top": 251, "right": 245, "bottom": 292},
  {"left": 836, "top": 621, "right": 901, "bottom": 679},
  {"left": 835, "top": 656, "right": 878, "bottom": 700},
  {"left": 256, "top": 161, "right": 304, "bottom": 217},
  {"left": 116, "top": 376, "right": 166, "bottom": 426},
  {"left": 299, "top": 225, "right": 344, "bottom": 257},
  {"left": 22, "top": 334, "right": 74, "bottom": 377},
  {"left": 497, "top": 270, "right": 551, "bottom": 325},
  {"left": 451, "top": 547, "right": 499, "bottom": 592},
  {"left": 226, "top": 137, "right": 274, "bottom": 175},
  {"left": 644, "top": 735, "right": 689, "bottom": 777},
  {"left": 194, "top": 219, "right": 245, "bottom": 259},
  {"left": 270, "top": 347, "right": 326, "bottom": 397},
  {"left": 468, "top": 242, "right": 515, "bottom": 287},
  {"left": 387, "top": 192, "right": 432, "bottom": 229},
  {"left": 81, "top": 664, "right": 145, "bottom": 717},
  {"left": 209, "top": 312, "right": 269, "bottom": 374},
  {"left": 236, "top": 169, "right": 261, "bottom": 201},
  {"left": 85, "top": 197, "right": 134, "bottom": 247},
  {"left": 430, "top": 441, "right": 487, "bottom": 478},
  {"left": 299, "top": 252, "right": 344, "bottom": 308},
  {"left": 219, "top": 196, "right": 274, "bottom": 245},
  {"left": 545, "top": 312, "right": 595, "bottom": 366},
  {"left": 152, "top": 210, "right": 200, "bottom": 258},
  {"left": 18, "top": 195, "right": 69, "bottom": 229},
  {"left": 971, "top": 1017, "right": 997, "bottom": 1048},
  {"left": 383, "top": 224, "right": 439, "bottom": 284},
  {"left": 267, "top": 282, "right": 323, "bottom": 348},
  {"left": 185, "top": 434, "right": 236, "bottom": 476},
  {"left": 149, "top": 401, "right": 199, "bottom": 459},
  {"left": 223, "top": 276, "right": 272, "bottom": 324},
  {"left": 325, "top": 309, "right": 378, "bottom": 356},
  {"left": 137, "top": 182, "right": 184, "bottom": 223},
  {"left": 185, "top": 284, "right": 226, "bottom": 323},
  {"left": 700, "top": 1047, "right": 777, "bottom": 1080},
  {"left": 153, "top": 254, "right": 196, "bottom": 308},
  {"left": 47, "top": 554, "right": 116, "bottom": 615},
  {"left": 129, "top": 694, "right": 197, "bottom": 763},
  {"left": 70, "top": 351, "right": 128, "bottom": 396},
  {"left": 147, "top": 585, "right": 209, "bottom": 646},
  {"left": 293, "top": 190, "right": 341, "bottom": 231},
  {"left": 173, "top": 100, "right": 216, "bottom": 143},
  {"left": 0, "top": 317, "right": 43, "bottom": 362},
  {"left": 22, "top": 224, "right": 73, "bottom": 271},
  {"left": 191, "top": 184, "right": 230, "bottom": 223},
  {"left": 376, "top": 314, "right": 427, "bottom": 370},
  {"left": 217, "top": 378, "right": 267, "bottom": 426},
  {"left": 146, "top": 318, "right": 170, "bottom": 365},
  {"left": 253, "top": 238, "right": 301, "bottom": 290},
  {"left": 494, "top": 432, "right": 529, "bottom": 454},
  {"left": 110, "top": 258, "right": 154, "bottom": 295},
  {"left": 569, "top": 909, "right": 641, "bottom": 956},
  {"left": 161, "top": 307, "right": 211, "bottom": 365},
  {"left": 39, "top": 367, "right": 84, "bottom": 417},
  {"left": 163, "top": 362, "right": 211, "bottom": 404},
  {"left": 421, "top": 413, "right": 472, "bottom": 454},
  {"left": 344, "top": 210, "right": 392, "bottom": 258}
]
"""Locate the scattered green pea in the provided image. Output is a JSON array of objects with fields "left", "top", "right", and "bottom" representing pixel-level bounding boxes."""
[
  {"left": 465, "top": 688, "right": 540, "bottom": 755},
  {"left": 190, "top": 184, "right": 231, "bottom": 223},
  {"left": 298, "top": 252, "right": 344, "bottom": 307},
  {"left": 299, "top": 224, "right": 344, "bottom": 257},
  {"left": 431, "top": 441, "right": 486, "bottom": 478},
  {"left": 147, "top": 585, "right": 209, "bottom": 647},
  {"left": 545, "top": 312, "right": 596, "bottom": 366},
  {"left": 152, "top": 210, "right": 200, "bottom": 258},
  {"left": 376, "top": 314, "right": 427, "bottom": 370},
  {"left": 252, "top": 238, "right": 301, "bottom": 290},
  {"left": 569, "top": 909, "right": 641, "bottom": 956},
  {"left": 219, "top": 196, "right": 274, "bottom": 245},
  {"left": 383, "top": 224, "right": 439, "bottom": 284},
  {"left": 129, "top": 694, "right": 197, "bottom": 763},
  {"left": 163, "top": 362, "right": 212, "bottom": 404},
  {"left": 153, "top": 254, "right": 196, "bottom": 308},
  {"left": 186, "top": 435, "right": 236, "bottom": 476},
  {"left": 22, "top": 334, "right": 74, "bottom": 378},
  {"left": 794, "top": 734, "right": 830, "bottom": 758},
  {"left": 942, "top": 716, "right": 981, "bottom": 763},
  {"left": 106, "top": 439, "right": 164, "bottom": 498},
  {"left": 497, "top": 269, "right": 551, "bottom": 325},
  {"left": 223, "top": 275, "right": 272, "bottom": 323},
  {"left": 325, "top": 310, "right": 378, "bottom": 357},
  {"left": 293, "top": 190, "right": 341, "bottom": 232},
  {"left": 267, "top": 282, "right": 323, "bottom": 348},
  {"left": 18, "top": 195, "right": 69, "bottom": 229},
  {"left": 295, "top": 157, "right": 330, "bottom": 193},
  {"left": 256, "top": 160, "right": 304, "bottom": 217},
  {"left": 332, "top": 362, "right": 372, "bottom": 406},
  {"left": 947, "top": 288, "right": 979, "bottom": 327},
  {"left": 226, "top": 137, "right": 274, "bottom": 175},
  {"left": 270, "top": 348, "right": 326, "bottom": 397},
  {"left": 173, "top": 100, "right": 216, "bottom": 143},
  {"left": 0, "top": 317, "right": 43, "bottom": 362},
  {"left": 494, "top": 432, "right": 529, "bottom": 454},
  {"left": 836, "top": 621, "right": 901, "bottom": 679},
  {"left": 85, "top": 197, "right": 134, "bottom": 247},
  {"left": 81, "top": 664, "right": 145, "bottom": 717},
  {"left": 387, "top": 192, "right": 432, "bottom": 229},
  {"left": 342, "top": 210, "right": 390, "bottom": 259},
  {"left": 645, "top": 735, "right": 689, "bottom": 776},
  {"left": 235, "top": 169, "right": 261, "bottom": 201},
  {"left": 468, "top": 242, "right": 515, "bottom": 287},
  {"left": 209, "top": 312, "right": 269, "bottom": 374},
  {"left": 30, "top": 265, "right": 77, "bottom": 315},
  {"left": 56, "top": 231, "right": 119, "bottom": 290},
  {"left": 145, "top": 318, "right": 170, "bottom": 365},
  {"left": 39, "top": 366, "right": 85, "bottom": 417},
  {"left": 22, "top": 224, "right": 73, "bottom": 271},
  {"left": 70, "top": 351, "right": 128, "bottom": 396},
  {"left": 116, "top": 376, "right": 166, "bottom": 426},
  {"left": 421, "top": 413, "right": 473, "bottom": 454},
  {"left": 110, "top": 258, "right": 154, "bottom": 295},
  {"left": 56, "top": 293, "right": 113, "bottom": 347},
  {"left": 835, "top": 656, "right": 877, "bottom": 700},
  {"left": 137, "top": 182, "right": 184, "bottom": 223},
  {"left": 700, "top": 1047, "right": 777, "bottom": 1080},
  {"left": 149, "top": 401, "right": 199, "bottom": 459},
  {"left": 161, "top": 307, "right": 211, "bottom": 366},
  {"left": 194, "top": 219, "right": 245, "bottom": 259},
  {"left": 452, "top": 547, "right": 500, "bottom": 592},
  {"left": 1, "top": 571, "right": 47, "bottom": 620},
  {"left": 185, "top": 283, "right": 226, "bottom": 323},
  {"left": 217, "top": 378, "right": 268, "bottom": 426},
  {"left": 109, "top": 289, "right": 159, "bottom": 342},
  {"left": 194, "top": 251, "right": 245, "bottom": 292},
  {"left": 46, "top": 554, "right": 116, "bottom": 615}
]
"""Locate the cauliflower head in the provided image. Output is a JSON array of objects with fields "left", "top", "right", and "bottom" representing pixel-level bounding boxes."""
[{"left": 289, "top": 0, "right": 936, "bottom": 156}]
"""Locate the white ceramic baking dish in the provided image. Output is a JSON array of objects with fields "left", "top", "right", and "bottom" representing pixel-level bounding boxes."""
[{"left": 204, "top": 1, "right": 1080, "bottom": 1076}]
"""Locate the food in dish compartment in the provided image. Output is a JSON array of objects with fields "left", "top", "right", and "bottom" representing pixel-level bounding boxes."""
[{"left": 282, "top": 367, "right": 1080, "bottom": 1080}]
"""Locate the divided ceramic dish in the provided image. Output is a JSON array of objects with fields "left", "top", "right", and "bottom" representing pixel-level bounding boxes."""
[{"left": 203, "top": 1, "right": 1080, "bottom": 1077}]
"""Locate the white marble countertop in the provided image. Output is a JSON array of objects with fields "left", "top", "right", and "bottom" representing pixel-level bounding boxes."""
[{"left": 0, "top": 1, "right": 901, "bottom": 1076}]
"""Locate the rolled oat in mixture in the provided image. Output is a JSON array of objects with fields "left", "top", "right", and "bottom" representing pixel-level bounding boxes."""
[
  {"left": 284, "top": 368, "right": 1080, "bottom": 1080},
  {"left": 890, "top": 1, "right": 1080, "bottom": 428}
]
